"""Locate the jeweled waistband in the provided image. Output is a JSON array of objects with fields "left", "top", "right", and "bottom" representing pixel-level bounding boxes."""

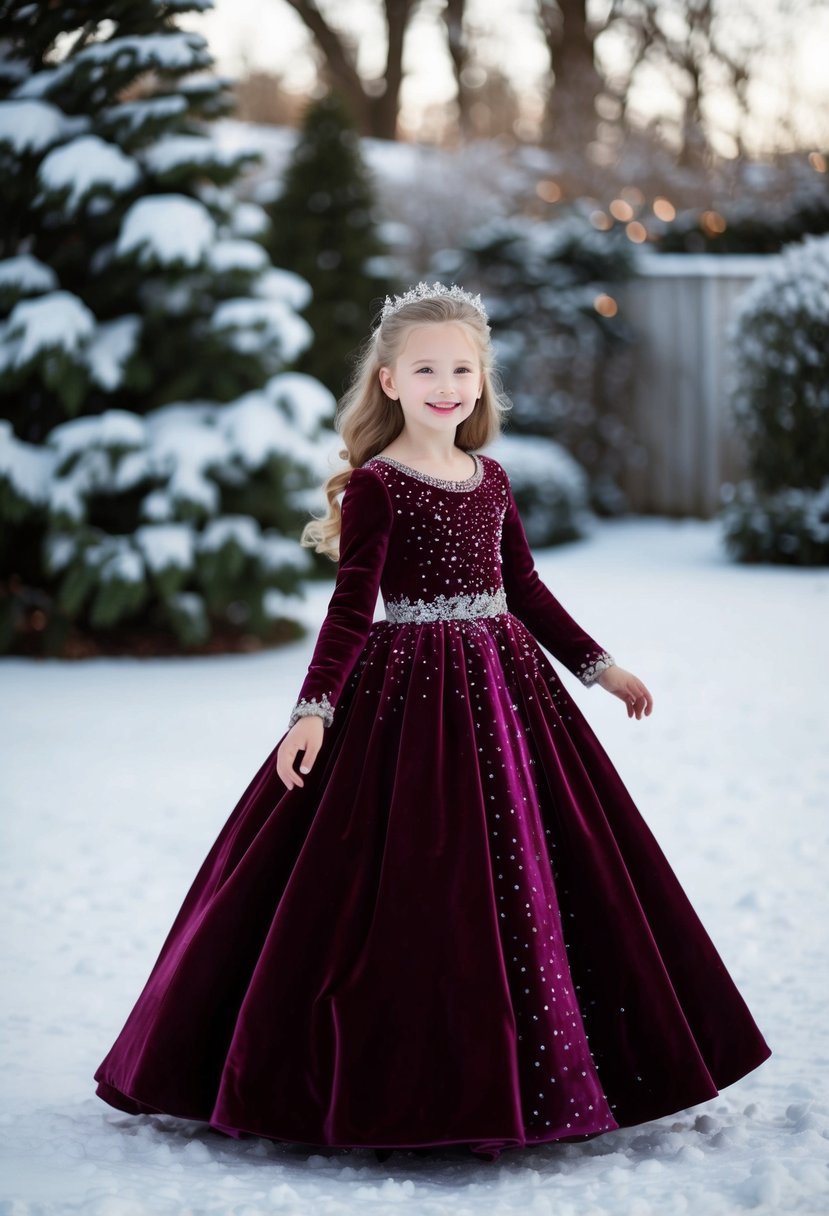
[{"left": 384, "top": 586, "right": 508, "bottom": 624}]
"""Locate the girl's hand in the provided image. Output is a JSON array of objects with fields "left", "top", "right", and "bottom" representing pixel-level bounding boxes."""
[
  {"left": 276, "top": 715, "right": 325, "bottom": 789},
  {"left": 596, "top": 665, "right": 653, "bottom": 719}
]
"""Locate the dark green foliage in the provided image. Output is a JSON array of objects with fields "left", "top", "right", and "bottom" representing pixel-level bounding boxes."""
[
  {"left": 437, "top": 214, "right": 637, "bottom": 515},
  {"left": 263, "top": 92, "right": 396, "bottom": 399},
  {"left": 0, "top": 0, "right": 329, "bottom": 654},
  {"left": 720, "top": 234, "right": 829, "bottom": 565},
  {"left": 658, "top": 183, "right": 829, "bottom": 254}
]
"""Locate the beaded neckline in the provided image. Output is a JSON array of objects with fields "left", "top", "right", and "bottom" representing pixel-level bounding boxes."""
[{"left": 366, "top": 451, "right": 483, "bottom": 492}]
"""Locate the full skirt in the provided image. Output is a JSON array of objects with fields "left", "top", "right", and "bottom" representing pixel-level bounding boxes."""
[{"left": 94, "top": 612, "right": 772, "bottom": 1159}]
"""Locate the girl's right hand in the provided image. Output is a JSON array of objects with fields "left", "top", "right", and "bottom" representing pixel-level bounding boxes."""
[{"left": 276, "top": 715, "right": 325, "bottom": 789}]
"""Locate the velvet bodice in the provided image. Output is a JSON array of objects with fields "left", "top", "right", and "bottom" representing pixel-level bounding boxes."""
[{"left": 289, "top": 452, "right": 614, "bottom": 728}]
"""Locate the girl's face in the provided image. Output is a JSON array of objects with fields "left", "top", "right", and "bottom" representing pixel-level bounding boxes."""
[{"left": 378, "top": 322, "right": 484, "bottom": 436}]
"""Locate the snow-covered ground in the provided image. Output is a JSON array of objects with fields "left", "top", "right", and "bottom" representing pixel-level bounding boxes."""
[{"left": 1, "top": 517, "right": 827, "bottom": 1216}]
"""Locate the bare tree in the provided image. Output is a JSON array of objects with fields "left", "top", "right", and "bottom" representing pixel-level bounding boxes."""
[
  {"left": 537, "top": 0, "right": 606, "bottom": 151},
  {"left": 280, "top": 0, "right": 422, "bottom": 139},
  {"left": 442, "top": 0, "right": 472, "bottom": 136},
  {"left": 604, "top": 0, "right": 753, "bottom": 166},
  {"left": 534, "top": 0, "right": 815, "bottom": 166}
]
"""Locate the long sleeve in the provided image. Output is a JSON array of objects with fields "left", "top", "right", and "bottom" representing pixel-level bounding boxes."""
[
  {"left": 499, "top": 473, "right": 615, "bottom": 687},
  {"left": 287, "top": 466, "right": 394, "bottom": 730}
]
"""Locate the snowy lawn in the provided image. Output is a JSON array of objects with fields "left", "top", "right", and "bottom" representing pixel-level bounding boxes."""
[{"left": 1, "top": 517, "right": 827, "bottom": 1216}]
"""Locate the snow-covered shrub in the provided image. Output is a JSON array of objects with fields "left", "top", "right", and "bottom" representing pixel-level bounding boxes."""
[
  {"left": 720, "top": 234, "right": 829, "bottom": 565},
  {"left": 484, "top": 432, "right": 593, "bottom": 546},
  {"left": 0, "top": 2, "right": 337, "bottom": 654},
  {"left": 434, "top": 214, "right": 637, "bottom": 517},
  {"left": 0, "top": 376, "right": 337, "bottom": 648}
]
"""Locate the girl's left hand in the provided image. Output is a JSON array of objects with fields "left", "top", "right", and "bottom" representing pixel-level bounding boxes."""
[{"left": 596, "top": 665, "right": 653, "bottom": 719}]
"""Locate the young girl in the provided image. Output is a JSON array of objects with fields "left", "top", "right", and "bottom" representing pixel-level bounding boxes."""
[{"left": 94, "top": 282, "right": 771, "bottom": 1163}]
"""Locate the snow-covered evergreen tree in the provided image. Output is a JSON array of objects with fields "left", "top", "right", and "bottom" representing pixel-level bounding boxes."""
[
  {"left": 262, "top": 91, "right": 396, "bottom": 398},
  {"left": 720, "top": 234, "right": 829, "bottom": 566},
  {"left": 0, "top": 0, "right": 336, "bottom": 655}
]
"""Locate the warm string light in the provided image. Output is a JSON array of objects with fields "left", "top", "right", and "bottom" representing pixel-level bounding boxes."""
[
  {"left": 593, "top": 294, "right": 618, "bottom": 318},
  {"left": 700, "top": 210, "right": 727, "bottom": 236},
  {"left": 587, "top": 188, "right": 678, "bottom": 243},
  {"left": 652, "top": 197, "right": 676, "bottom": 222},
  {"left": 609, "top": 199, "right": 634, "bottom": 222},
  {"left": 536, "top": 178, "right": 562, "bottom": 203}
]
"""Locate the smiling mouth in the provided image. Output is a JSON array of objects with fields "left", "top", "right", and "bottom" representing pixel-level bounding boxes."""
[{"left": 426, "top": 402, "right": 461, "bottom": 411}]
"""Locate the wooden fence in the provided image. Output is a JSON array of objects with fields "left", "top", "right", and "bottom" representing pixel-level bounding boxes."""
[{"left": 618, "top": 253, "right": 778, "bottom": 518}]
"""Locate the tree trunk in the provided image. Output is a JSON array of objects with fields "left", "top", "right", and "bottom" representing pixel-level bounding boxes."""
[
  {"left": 369, "top": 0, "right": 415, "bottom": 140},
  {"left": 280, "top": 0, "right": 419, "bottom": 140},
  {"left": 442, "top": 0, "right": 471, "bottom": 138},
  {"left": 537, "top": 0, "right": 604, "bottom": 152}
]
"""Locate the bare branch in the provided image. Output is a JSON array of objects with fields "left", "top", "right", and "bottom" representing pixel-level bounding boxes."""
[{"left": 280, "top": 0, "right": 368, "bottom": 123}]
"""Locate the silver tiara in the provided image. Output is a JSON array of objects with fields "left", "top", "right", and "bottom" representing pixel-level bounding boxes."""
[{"left": 378, "top": 281, "right": 489, "bottom": 325}]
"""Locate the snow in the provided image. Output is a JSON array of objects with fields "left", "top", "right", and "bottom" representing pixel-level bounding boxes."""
[
  {"left": 92, "top": 536, "right": 145, "bottom": 585},
  {"left": 209, "top": 297, "right": 312, "bottom": 361},
  {"left": 0, "top": 419, "right": 52, "bottom": 505},
  {"left": 71, "top": 31, "right": 211, "bottom": 75},
  {"left": 254, "top": 266, "right": 313, "bottom": 310},
  {"left": 142, "top": 133, "right": 251, "bottom": 175},
  {"left": 0, "top": 254, "right": 58, "bottom": 296},
  {"left": 230, "top": 200, "right": 270, "bottom": 238},
  {"left": 208, "top": 238, "right": 270, "bottom": 274},
  {"left": 116, "top": 195, "right": 216, "bottom": 268},
  {"left": 199, "top": 514, "right": 263, "bottom": 556},
  {"left": 221, "top": 389, "right": 316, "bottom": 471},
  {"left": 1, "top": 290, "right": 96, "bottom": 368},
  {"left": 104, "top": 94, "right": 189, "bottom": 136},
  {"left": 10, "top": 62, "right": 74, "bottom": 101},
  {"left": 133, "top": 523, "right": 195, "bottom": 574},
  {"left": 144, "top": 402, "right": 228, "bottom": 513},
  {"left": 0, "top": 98, "right": 67, "bottom": 152},
  {"left": 36, "top": 135, "right": 140, "bottom": 214},
  {"left": 1, "top": 517, "right": 826, "bottom": 1214},
  {"left": 265, "top": 372, "right": 336, "bottom": 435},
  {"left": 85, "top": 317, "right": 141, "bottom": 392},
  {"left": 50, "top": 410, "right": 146, "bottom": 461}
]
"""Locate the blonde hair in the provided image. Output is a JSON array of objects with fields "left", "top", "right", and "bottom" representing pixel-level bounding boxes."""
[{"left": 300, "top": 292, "right": 511, "bottom": 559}]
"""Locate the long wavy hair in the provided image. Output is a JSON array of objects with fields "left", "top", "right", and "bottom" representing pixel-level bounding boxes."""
[{"left": 301, "top": 292, "right": 511, "bottom": 559}]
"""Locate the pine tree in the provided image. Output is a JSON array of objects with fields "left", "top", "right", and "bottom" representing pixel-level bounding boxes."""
[
  {"left": 0, "top": 0, "right": 334, "bottom": 655},
  {"left": 263, "top": 91, "right": 396, "bottom": 399}
]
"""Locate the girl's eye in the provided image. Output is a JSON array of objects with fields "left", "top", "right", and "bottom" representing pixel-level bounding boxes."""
[{"left": 415, "top": 367, "right": 432, "bottom": 374}]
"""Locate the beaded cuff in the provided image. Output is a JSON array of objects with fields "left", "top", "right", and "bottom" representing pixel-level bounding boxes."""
[
  {"left": 288, "top": 693, "right": 335, "bottom": 730},
  {"left": 578, "top": 652, "right": 616, "bottom": 687}
]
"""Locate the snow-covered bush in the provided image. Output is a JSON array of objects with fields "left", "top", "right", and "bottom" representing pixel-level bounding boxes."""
[
  {"left": 720, "top": 234, "right": 829, "bottom": 565},
  {"left": 434, "top": 214, "right": 637, "bottom": 517},
  {"left": 484, "top": 432, "right": 593, "bottom": 546},
  {"left": 0, "top": 2, "right": 337, "bottom": 654}
]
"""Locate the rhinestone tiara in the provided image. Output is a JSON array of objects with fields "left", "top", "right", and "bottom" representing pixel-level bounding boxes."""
[{"left": 378, "top": 281, "right": 489, "bottom": 326}]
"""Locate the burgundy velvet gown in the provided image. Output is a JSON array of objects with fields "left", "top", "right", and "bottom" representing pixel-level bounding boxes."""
[{"left": 94, "top": 451, "right": 771, "bottom": 1160}]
